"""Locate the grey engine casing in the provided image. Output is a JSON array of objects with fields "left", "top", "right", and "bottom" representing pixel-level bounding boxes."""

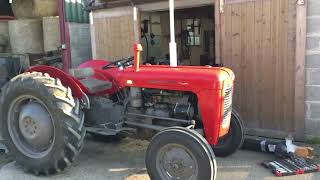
[{"left": 84, "top": 96, "right": 124, "bottom": 126}]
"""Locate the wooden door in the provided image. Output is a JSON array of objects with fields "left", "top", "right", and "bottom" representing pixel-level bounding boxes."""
[
  {"left": 90, "top": 6, "right": 140, "bottom": 61},
  {"left": 219, "top": 0, "right": 297, "bottom": 136}
]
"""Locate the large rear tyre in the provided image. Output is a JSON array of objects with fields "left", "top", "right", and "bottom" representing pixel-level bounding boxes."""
[
  {"left": 212, "top": 110, "right": 244, "bottom": 157},
  {"left": 146, "top": 127, "right": 217, "bottom": 180},
  {"left": 0, "top": 72, "right": 86, "bottom": 175}
]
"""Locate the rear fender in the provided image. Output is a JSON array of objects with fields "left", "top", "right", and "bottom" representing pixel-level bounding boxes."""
[{"left": 27, "top": 65, "right": 90, "bottom": 108}]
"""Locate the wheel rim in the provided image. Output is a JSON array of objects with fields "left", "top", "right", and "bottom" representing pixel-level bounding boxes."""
[
  {"left": 156, "top": 143, "right": 199, "bottom": 180},
  {"left": 8, "top": 95, "right": 55, "bottom": 159}
]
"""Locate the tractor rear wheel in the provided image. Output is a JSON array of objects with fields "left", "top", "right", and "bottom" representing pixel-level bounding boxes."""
[
  {"left": 146, "top": 127, "right": 217, "bottom": 180},
  {"left": 0, "top": 72, "right": 86, "bottom": 175},
  {"left": 211, "top": 110, "right": 244, "bottom": 157}
]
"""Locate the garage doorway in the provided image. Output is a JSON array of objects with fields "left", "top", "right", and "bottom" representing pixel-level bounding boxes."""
[{"left": 140, "top": 5, "right": 215, "bottom": 66}]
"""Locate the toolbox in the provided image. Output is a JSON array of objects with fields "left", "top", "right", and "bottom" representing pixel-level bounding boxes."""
[{"left": 262, "top": 157, "right": 320, "bottom": 177}]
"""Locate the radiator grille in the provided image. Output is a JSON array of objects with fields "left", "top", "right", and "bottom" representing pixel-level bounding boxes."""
[{"left": 222, "top": 85, "right": 233, "bottom": 128}]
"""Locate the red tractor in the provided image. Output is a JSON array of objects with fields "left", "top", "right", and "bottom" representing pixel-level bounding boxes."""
[
  {"left": 0, "top": 43, "right": 244, "bottom": 179},
  {"left": 0, "top": 2, "right": 243, "bottom": 179}
]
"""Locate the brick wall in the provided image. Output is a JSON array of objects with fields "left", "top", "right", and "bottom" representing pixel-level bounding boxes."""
[{"left": 305, "top": 0, "right": 320, "bottom": 137}]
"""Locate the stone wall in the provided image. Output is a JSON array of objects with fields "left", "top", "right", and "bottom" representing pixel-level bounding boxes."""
[{"left": 305, "top": 0, "right": 320, "bottom": 137}]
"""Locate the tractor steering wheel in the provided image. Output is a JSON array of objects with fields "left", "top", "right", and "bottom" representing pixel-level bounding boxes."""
[{"left": 102, "top": 56, "right": 134, "bottom": 69}]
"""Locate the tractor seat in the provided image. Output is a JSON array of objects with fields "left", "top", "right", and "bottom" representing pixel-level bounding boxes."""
[
  {"left": 69, "top": 68, "right": 112, "bottom": 93},
  {"left": 80, "top": 78, "right": 112, "bottom": 94}
]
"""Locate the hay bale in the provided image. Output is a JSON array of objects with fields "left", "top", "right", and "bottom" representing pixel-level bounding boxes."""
[
  {"left": 9, "top": 19, "right": 44, "bottom": 54},
  {"left": 11, "top": 0, "right": 58, "bottom": 19},
  {"left": 0, "top": 22, "right": 9, "bottom": 45},
  {"left": 43, "top": 16, "right": 61, "bottom": 52},
  {"left": 0, "top": 21, "right": 9, "bottom": 53}
]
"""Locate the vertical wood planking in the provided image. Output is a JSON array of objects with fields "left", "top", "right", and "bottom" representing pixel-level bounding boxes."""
[
  {"left": 224, "top": 5, "right": 233, "bottom": 67},
  {"left": 221, "top": 0, "right": 297, "bottom": 134},
  {"left": 245, "top": 2, "right": 256, "bottom": 127},
  {"left": 261, "top": 0, "right": 273, "bottom": 129},
  {"left": 254, "top": 0, "right": 263, "bottom": 128},
  {"left": 215, "top": 0, "right": 221, "bottom": 64},
  {"left": 240, "top": 3, "right": 248, "bottom": 124},
  {"left": 287, "top": 0, "right": 297, "bottom": 132},
  {"left": 92, "top": 7, "right": 136, "bottom": 61},
  {"left": 294, "top": 0, "right": 307, "bottom": 139},
  {"left": 279, "top": 0, "right": 289, "bottom": 131},
  {"left": 231, "top": 4, "right": 242, "bottom": 113},
  {"left": 271, "top": 0, "right": 281, "bottom": 131}
]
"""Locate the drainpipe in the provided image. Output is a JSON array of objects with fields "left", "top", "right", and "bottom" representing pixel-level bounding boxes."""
[
  {"left": 58, "top": 0, "right": 72, "bottom": 72},
  {"left": 169, "top": 0, "right": 177, "bottom": 67}
]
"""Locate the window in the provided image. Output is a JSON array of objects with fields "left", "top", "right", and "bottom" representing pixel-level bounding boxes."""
[{"left": 187, "top": 18, "right": 201, "bottom": 46}]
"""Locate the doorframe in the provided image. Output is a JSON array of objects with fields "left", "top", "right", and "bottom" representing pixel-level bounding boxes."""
[
  {"left": 214, "top": 0, "right": 221, "bottom": 65},
  {"left": 294, "top": 0, "right": 307, "bottom": 140},
  {"left": 137, "top": 0, "right": 214, "bottom": 12},
  {"left": 138, "top": 0, "right": 217, "bottom": 65}
]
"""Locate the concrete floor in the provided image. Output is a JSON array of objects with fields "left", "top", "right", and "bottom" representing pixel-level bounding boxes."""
[{"left": 0, "top": 137, "right": 319, "bottom": 180}]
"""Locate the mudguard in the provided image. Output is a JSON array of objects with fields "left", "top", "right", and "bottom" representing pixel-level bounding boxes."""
[{"left": 27, "top": 65, "right": 90, "bottom": 108}]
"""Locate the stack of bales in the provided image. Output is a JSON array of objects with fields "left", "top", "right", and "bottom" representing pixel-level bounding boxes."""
[
  {"left": 0, "top": 21, "right": 10, "bottom": 53},
  {"left": 7, "top": 0, "right": 60, "bottom": 54}
]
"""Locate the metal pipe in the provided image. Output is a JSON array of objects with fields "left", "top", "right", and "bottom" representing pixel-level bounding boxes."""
[
  {"left": 0, "top": 16, "right": 15, "bottom": 20},
  {"left": 169, "top": 0, "right": 177, "bottom": 67},
  {"left": 126, "top": 112, "right": 192, "bottom": 124},
  {"left": 58, "top": 0, "right": 71, "bottom": 72},
  {"left": 124, "top": 121, "right": 164, "bottom": 131}
]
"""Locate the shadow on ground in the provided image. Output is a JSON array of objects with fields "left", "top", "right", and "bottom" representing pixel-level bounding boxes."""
[{"left": 0, "top": 137, "right": 319, "bottom": 180}]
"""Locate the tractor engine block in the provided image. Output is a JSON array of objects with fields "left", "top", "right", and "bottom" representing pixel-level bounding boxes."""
[{"left": 141, "top": 89, "right": 195, "bottom": 120}]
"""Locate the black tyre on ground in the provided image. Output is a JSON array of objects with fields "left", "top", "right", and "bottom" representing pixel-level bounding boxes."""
[
  {"left": 0, "top": 72, "right": 86, "bottom": 175},
  {"left": 211, "top": 110, "right": 244, "bottom": 157},
  {"left": 146, "top": 127, "right": 217, "bottom": 180}
]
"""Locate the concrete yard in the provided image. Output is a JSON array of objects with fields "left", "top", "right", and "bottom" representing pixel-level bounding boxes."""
[{"left": 0, "top": 137, "right": 319, "bottom": 180}]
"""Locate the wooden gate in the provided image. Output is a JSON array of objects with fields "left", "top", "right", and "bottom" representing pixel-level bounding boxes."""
[{"left": 219, "top": 0, "right": 297, "bottom": 136}]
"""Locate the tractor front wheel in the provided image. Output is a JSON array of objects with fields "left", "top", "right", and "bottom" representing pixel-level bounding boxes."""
[
  {"left": 146, "top": 127, "right": 217, "bottom": 180},
  {"left": 212, "top": 110, "right": 244, "bottom": 157},
  {"left": 0, "top": 72, "right": 86, "bottom": 175}
]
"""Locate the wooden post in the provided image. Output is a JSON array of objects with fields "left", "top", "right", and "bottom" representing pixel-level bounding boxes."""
[
  {"left": 58, "top": 0, "right": 71, "bottom": 72},
  {"left": 215, "top": 0, "right": 221, "bottom": 65},
  {"left": 294, "top": 0, "right": 307, "bottom": 140}
]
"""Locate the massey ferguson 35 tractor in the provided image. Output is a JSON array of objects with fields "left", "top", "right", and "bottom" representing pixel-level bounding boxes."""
[{"left": 0, "top": 2, "right": 244, "bottom": 180}]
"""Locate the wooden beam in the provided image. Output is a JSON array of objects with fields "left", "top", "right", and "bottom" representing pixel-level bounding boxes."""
[
  {"left": 224, "top": 0, "right": 257, "bottom": 5},
  {"left": 215, "top": 0, "right": 221, "bottom": 64},
  {"left": 245, "top": 128, "right": 290, "bottom": 140},
  {"left": 138, "top": 0, "right": 214, "bottom": 12},
  {"left": 294, "top": 0, "right": 307, "bottom": 140},
  {"left": 92, "top": 6, "right": 134, "bottom": 19}
]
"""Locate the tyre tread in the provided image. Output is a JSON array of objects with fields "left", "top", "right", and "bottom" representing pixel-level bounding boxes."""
[{"left": 0, "top": 72, "right": 86, "bottom": 175}]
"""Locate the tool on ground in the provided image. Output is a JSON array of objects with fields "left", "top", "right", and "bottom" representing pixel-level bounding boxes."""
[
  {"left": 242, "top": 136, "right": 315, "bottom": 159},
  {"left": 262, "top": 157, "right": 320, "bottom": 177}
]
